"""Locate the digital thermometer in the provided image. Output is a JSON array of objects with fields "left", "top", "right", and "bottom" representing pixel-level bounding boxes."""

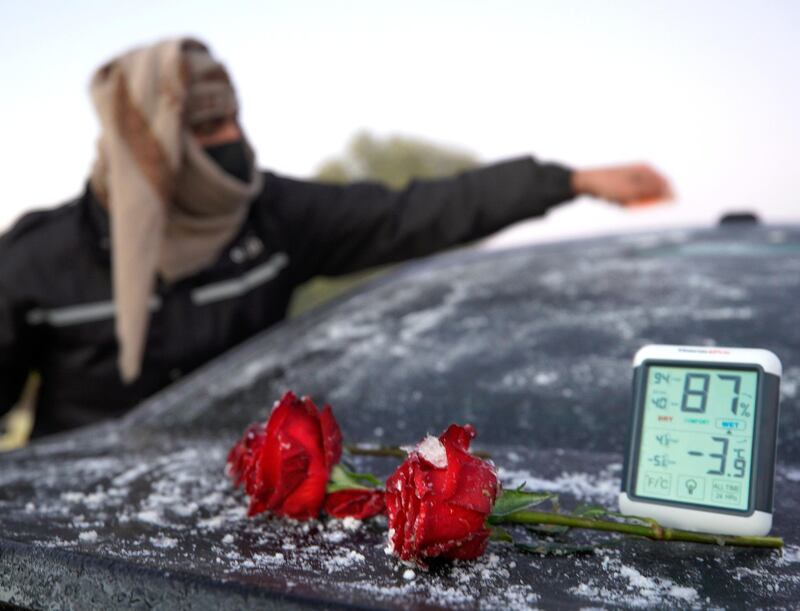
[{"left": 619, "top": 345, "right": 781, "bottom": 536}]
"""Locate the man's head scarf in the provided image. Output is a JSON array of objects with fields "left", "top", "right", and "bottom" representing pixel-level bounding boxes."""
[{"left": 90, "top": 38, "right": 263, "bottom": 383}]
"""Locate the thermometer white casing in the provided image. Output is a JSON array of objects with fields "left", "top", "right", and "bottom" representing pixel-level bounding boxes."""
[{"left": 619, "top": 344, "right": 781, "bottom": 537}]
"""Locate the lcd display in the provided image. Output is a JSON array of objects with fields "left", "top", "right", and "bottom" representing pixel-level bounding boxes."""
[{"left": 634, "top": 365, "right": 759, "bottom": 512}]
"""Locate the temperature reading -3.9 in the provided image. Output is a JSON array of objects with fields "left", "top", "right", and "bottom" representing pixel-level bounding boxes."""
[
  {"left": 621, "top": 345, "right": 781, "bottom": 536},
  {"left": 635, "top": 365, "right": 758, "bottom": 511}
]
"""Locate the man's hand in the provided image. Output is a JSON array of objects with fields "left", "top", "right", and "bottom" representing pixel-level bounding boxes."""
[{"left": 571, "top": 163, "right": 673, "bottom": 207}]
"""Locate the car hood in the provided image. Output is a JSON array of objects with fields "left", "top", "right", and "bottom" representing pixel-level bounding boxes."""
[{"left": 1, "top": 223, "right": 799, "bottom": 609}]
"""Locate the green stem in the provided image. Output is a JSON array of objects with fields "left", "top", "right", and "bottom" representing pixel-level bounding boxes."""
[
  {"left": 489, "top": 510, "right": 783, "bottom": 549},
  {"left": 345, "top": 444, "right": 407, "bottom": 458},
  {"left": 345, "top": 444, "right": 490, "bottom": 459}
]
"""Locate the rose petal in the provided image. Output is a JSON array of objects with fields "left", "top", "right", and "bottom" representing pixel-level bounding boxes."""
[
  {"left": 261, "top": 429, "right": 311, "bottom": 511},
  {"left": 432, "top": 440, "right": 466, "bottom": 499},
  {"left": 444, "top": 459, "right": 498, "bottom": 514},
  {"left": 280, "top": 472, "right": 328, "bottom": 519},
  {"left": 319, "top": 404, "right": 343, "bottom": 469},
  {"left": 423, "top": 502, "right": 486, "bottom": 546},
  {"left": 226, "top": 422, "right": 263, "bottom": 488},
  {"left": 422, "top": 527, "right": 490, "bottom": 561},
  {"left": 264, "top": 391, "right": 298, "bottom": 441},
  {"left": 439, "top": 424, "right": 475, "bottom": 453},
  {"left": 325, "top": 489, "right": 385, "bottom": 519}
]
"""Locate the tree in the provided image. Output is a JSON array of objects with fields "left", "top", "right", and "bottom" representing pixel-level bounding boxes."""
[
  {"left": 289, "top": 131, "right": 480, "bottom": 316},
  {"left": 315, "top": 131, "right": 479, "bottom": 188}
]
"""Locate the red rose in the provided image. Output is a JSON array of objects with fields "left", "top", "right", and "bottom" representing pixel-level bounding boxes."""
[
  {"left": 324, "top": 489, "right": 386, "bottom": 519},
  {"left": 385, "top": 424, "right": 499, "bottom": 565},
  {"left": 227, "top": 391, "right": 342, "bottom": 520}
]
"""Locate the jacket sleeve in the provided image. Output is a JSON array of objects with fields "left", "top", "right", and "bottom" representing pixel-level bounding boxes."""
[{"left": 269, "top": 156, "right": 574, "bottom": 283}]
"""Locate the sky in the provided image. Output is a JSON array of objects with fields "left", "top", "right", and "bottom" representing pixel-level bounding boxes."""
[{"left": 1, "top": 0, "right": 798, "bottom": 243}]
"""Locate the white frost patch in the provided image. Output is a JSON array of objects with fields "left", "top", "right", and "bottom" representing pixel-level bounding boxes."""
[
  {"left": 778, "top": 545, "right": 800, "bottom": 565},
  {"left": 222, "top": 534, "right": 234, "bottom": 544},
  {"left": 172, "top": 502, "right": 200, "bottom": 517},
  {"left": 60, "top": 490, "right": 111, "bottom": 509},
  {"left": 218, "top": 359, "right": 281, "bottom": 394},
  {"left": 534, "top": 371, "right": 559, "bottom": 385},
  {"left": 417, "top": 435, "right": 447, "bottom": 468},
  {"left": 784, "top": 468, "right": 800, "bottom": 482},
  {"left": 323, "top": 531, "right": 348, "bottom": 544},
  {"left": 342, "top": 517, "right": 362, "bottom": 531},
  {"left": 150, "top": 536, "right": 177, "bottom": 549},
  {"left": 252, "top": 552, "right": 285, "bottom": 567},
  {"left": 78, "top": 530, "right": 98, "bottom": 542},
  {"left": 351, "top": 551, "right": 537, "bottom": 609},
  {"left": 112, "top": 462, "right": 151, "bottom": 487},
  {"left": 136, "top": 510, "right": 166, "bottom": 526},
  {"left": 385, "top": 528, "right": 396, "bottom": 555},
  {"left": 198, "top": 515, "right": 224, "bottom": 530},
  {"left": 323, "top": 549, "right": 365, "bottom": 573},
  {"left": 498, "top": 465, "right": 620, "bottom": 504},
  {"left": 690, "top": 307, "right": 754, "bottom": 321},
  {"left": 572, "top": 555, "right": 698, "bottom": 608},
  {"left": 780, "top": 367, "right": 800, "bottom": 399}
]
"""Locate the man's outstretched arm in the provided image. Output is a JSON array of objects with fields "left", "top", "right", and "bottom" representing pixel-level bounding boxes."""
[
  {"left": 271, "top": 156, "right": 672, "bottom": 283},
  {"left": 272, "top": 156, "right": 573, "bottom": 282}
]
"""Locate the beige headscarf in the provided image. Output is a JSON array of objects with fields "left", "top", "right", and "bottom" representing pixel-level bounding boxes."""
[{"left": 90, "top": 38, "right": 263, "bottom": 383}]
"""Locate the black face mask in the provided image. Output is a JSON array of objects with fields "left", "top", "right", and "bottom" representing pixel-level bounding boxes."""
[{"left": 204, "top": 141, "right": 252, "bottom": 183}]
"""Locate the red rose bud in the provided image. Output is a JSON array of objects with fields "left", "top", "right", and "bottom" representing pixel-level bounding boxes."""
[
  {"left": 385, "top": 424, "right": 499, "bottom": 565},
  {"left": 227, "top": 391, "right": 343, "bottom": 520},
  {"left": 324, "top": 489, "right": 386, "bottom": 519}
]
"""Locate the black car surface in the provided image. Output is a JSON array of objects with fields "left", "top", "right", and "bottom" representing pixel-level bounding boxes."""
[{"left": 1, "top": 223, "right": 799, "bottom": 609}]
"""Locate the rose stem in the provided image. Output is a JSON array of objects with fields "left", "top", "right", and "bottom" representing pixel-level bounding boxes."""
[
  {"left": 489, "top": 510, "right": 783, "bottom": 549},
  {"left": 345, "top": 444, "right": 490, "bottom": 459},
  {"left": 345, "top": 445, "right": 406, "bottom": 458}
]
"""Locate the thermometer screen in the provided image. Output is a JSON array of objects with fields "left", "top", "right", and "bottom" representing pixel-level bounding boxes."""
[{"left": 634, "top": 365, "right": 759, "bottom": 512}]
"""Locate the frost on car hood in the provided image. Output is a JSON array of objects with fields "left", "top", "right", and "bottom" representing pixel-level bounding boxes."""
[{"left": 1, "top": 225, "right": 799, "bottom": 609}]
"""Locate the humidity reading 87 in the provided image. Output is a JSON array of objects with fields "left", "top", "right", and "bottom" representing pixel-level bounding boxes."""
[{"left": 634, "top": 365, "right": 758, "bottom": 512}]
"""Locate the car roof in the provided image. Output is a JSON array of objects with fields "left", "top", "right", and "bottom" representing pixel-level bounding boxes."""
[{"left": 1, "top": 223, "right": 799, "bottom": 609}]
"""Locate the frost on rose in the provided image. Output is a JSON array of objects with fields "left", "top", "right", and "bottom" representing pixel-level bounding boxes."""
[
  {"left": 384, "top": 424, "right": 499, "bottom": 566},
  {"left": 227, "top": 390, "right": 342, "bottom": 520}
]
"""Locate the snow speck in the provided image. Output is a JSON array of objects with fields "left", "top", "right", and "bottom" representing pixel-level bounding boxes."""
[
  {"left": 150, "top": 536, "right": 177, "bottom": 549},
  {"left": 135, "top": 510, "right": 165, "bottom": 526},
  {"left": 323, "top": 530, "right": 348, "bottom": 544},
  {"left": 222, "top": 534, "right": 234, "bottom": 544},
  {"left": 252, "top": 552, "right": 285, "bottom": 567},
  {"left": 79, "top": 530, "right": 98, "bottom": 543},
  {"left": 342, "top": 517, "right": 362, "bottom": 531},
  {"left": 534, "top": 371, "right": 558, "bottom": 386},
  {"left": 403, "top": 569, "right": 416, "bottom": 580},
  {"left": 417, "top": 435, "right": 447, "bottom": 468},
  {"left": 323, "top": 549, "right": 366, "bottom": 573}
]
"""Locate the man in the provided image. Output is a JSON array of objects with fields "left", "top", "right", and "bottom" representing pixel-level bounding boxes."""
[{"left": 0, "top": 38, "right": 671, "bottom": 438}]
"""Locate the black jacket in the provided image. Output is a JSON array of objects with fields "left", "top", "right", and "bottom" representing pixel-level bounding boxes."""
[{"left": 0, "top": 157, "right": 573, "bottom": 436}]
